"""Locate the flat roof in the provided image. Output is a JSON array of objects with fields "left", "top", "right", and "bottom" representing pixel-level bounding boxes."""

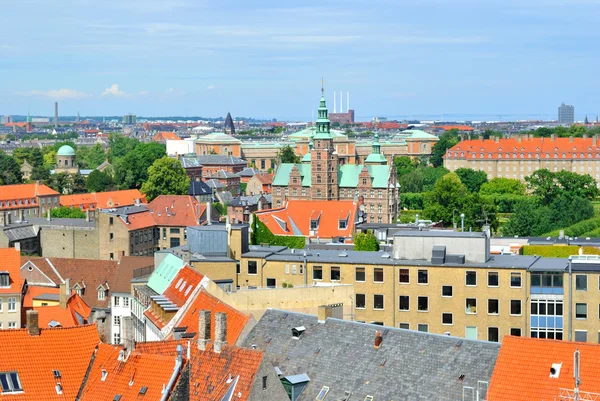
[{"left": 394, "top": 230, "right": 486, "bottom": 238}]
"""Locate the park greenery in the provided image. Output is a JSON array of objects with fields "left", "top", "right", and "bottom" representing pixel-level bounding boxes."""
[
  {"left": 140, "top": 156, "right": 190, "bottom": 201},
  {"left": 354, "top": 232, "right": 380, "bottom": 251}
]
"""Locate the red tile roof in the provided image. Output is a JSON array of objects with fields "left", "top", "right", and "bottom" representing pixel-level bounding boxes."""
[
  {"left": 434, "top": 125, "right": 474, "bottom": 131},
  {"left": 60, "top": 189, "right": 146, "bottom": 211},
  {"left": 254, "top": 173, "right": 274, "bottom": 185},
  {"left": 148, "top": 195, "right": 206, "bottom": 227},
  {"left": 256, "top": 199, "right": 357, "bottom": 240},
  {"left": 488, "top": 336, "right": 600, "bottom": 401},
  {"left": 80, "top": 343, "right": 183, "bottom": 401},
  {"left": 0, "top": 182, "right": 58, "bottom": 202},
  {"left": 23, "top": 286, "right": 61, "bottom": 308},
  {"left": 119, "top": 210, "right": 156, "bottom": 231},
  {"left": 0, "top": 248, "right": 23, "bottom": 295},
  {"left": 0, "top": 324, "right": 101, "bottom": 400},
  {"left": 445, "top": 137, "right": 600, "bottom": 160},
  {"left": 152, "top": 131, "right": 180, "bottom": 141}
]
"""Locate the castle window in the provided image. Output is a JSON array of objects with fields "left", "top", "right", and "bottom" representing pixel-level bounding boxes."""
[
  {"left": 362, "top": 178, "right": 367, "bottom": 185},
  {"left": 316, "top": 175, "right": 321, "bottom": 184}
]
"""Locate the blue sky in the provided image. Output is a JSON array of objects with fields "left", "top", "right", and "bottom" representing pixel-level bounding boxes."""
[{"left": 1, "top": 0, "right": 599, "bottom": 121}]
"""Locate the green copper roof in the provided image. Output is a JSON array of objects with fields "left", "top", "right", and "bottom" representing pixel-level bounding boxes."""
[
  {"left": 147, "top": 253, "right": 184, "bottom": 294},
  {"left": 274, "top": 162, "right": 392, "bottom": 189},
  {"left": 301, "top": 153, "right": 312, "bottom": 162},
  {"left": 272, "top": 163, "right": 311, "bottom": 186},
  {"left": 196, "top": 132, "right": 241, "bottom": 143},
  {"left": 365, "top": 153, "right": 388, "bottom": 163},
  {"left": 57, "top": 145, "right": 75, "bottom": 156},
  {"left": 288, "top": 127, "right": 347, "bottom": 141},
  {"left": 402, "top": 130, "right": 438, "bottom": 139}
]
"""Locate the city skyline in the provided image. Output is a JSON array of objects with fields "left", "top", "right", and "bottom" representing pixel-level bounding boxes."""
[{"left": 2, "top": 0, "right": 600, "bottom": 120}]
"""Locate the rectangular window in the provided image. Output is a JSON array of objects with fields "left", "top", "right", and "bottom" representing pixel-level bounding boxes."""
[
  {"left": 466, "top": 298, "right": 477, "bottom": 314},
  {"left": 0, "top": 274, "right": 8, "bottom": 287},
  {"left": 398, "top": 295, "right": 409, "bottom": 311},
  {"left": 109, "top": 217, "right": 114, "bottom": 225},
  {"left": 510, "top": 328, "right": 522, "bottom": 337},
  {"left": 576, "top": 275, "right": 588, "bottom": 291},
  {"left": 466, "top": 271, "right": 477, "bottom": 286},
  {"left": 442, "top": 313, "right": 453, "bottom": 325},
  {"left": 355, "top": 267, "right": 365, "bottom": 282},
  {"left": 169, "top": 228, "right": 180, "bottom": 234},
  {"left": 284, "top": 264, "right": 289, "bottom": 275},
  {"left": 123, "top": 297, "right": 129, "bottom": 308},
  {"left": 266, "top": 278, "right": 276, "bottom": 288},
  {"left": 113, "top": 296, "right": 120, "bottom": 306},
  {"left": 313, "top": 266, "right": 323, "bottom": 280},
  {"left": 7, "top": 298, "right": 15, "bottom": 312},
  {"left": 356, "top": 294, "right": 366, "bottom": 309},
  {"left": 510, "top": 300, "right": 522, "bottom": 316},
  {"left": 576, "top": 303, "right": 588, "bottom": 319},
  {"left": 373, "top": 294, "right": 384, "bottom": 310},
  {"left": 109, "top": 232, "right": 114, "bottom": 241},
  {"left": 399, "top": 323, "right": 409, "bottom": 330},
  {"left": 262, "top": 376, "right": 268, "bottom": 390},
  {"left": 417, "top": 296, "right": 428, "bottom": 312},
  {"left": 7, "top": 322, "right": 15, "bottom": 329},
  {"left": 488, "top": 299, "right": 499, "bottom": 315},
  {"left": 248, "top": 261, "right": 258, "bottom": 275},
  {"left": 330, "top": 266, "right": 341, "bottom": 281},
  {"left": 417, "top": 269, "right": 428, "bottom": 284},
  {"left": 114, "top": 315, "right": 121, "bottom": 325},
  {"left": 488, "top": 327, "right": 499, "bottom": 342},
  {"left": 417, "top": 324, "right": 428, "bottom": 333},
  {"left": 373, "top": 268, "right": 384, "bottom": 283},
  {"left": 442, "top": 285, "right": 453, "bottom": 297},
  {"left": 0, "top": 372, "right": 23, "bottom": 393},
  {"left": 510, "top": 272, "right": 522, "bottom": 288},
  {"left": 398, "top": 269, "right": 409, "bottom": 284},
  {"left": 488, "top": 272, "right": 499, "bottom": 287},
  {"left": 113, "top": 333, "right": 121, "bottom": 344},
  {"left": 575, "top": 330, "right": 587, "bottom": 343},
  {"left": 170, "top": 237, "right": 180, "bottom": 248}
]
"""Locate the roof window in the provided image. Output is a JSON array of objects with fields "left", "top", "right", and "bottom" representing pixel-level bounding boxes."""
[
  {"left": 364, "top": 396, "right": 374, "bottom": 401},
  {"left": 292, "top": 326, "right": 306, "bottom": 339},
  {"left": 114, "top": 395, "right": 122, "bottom": 401},
  {"left": 316, "top": 386, "right": 330, "bottom": 400},
  {"left": 0, "top": 273, "right": 9, "bottom": 288},
  {"left": 0, "top": 372, "right": 23, "bottom": 393},
  {"left": 550, "top": 362, "right": 562, "bottom": 378},
  {"left": 55, "top": 383, "right": 63, "bottom": 395},
  {"left": 101, "top": 369, "right": 108, "bottom": 381},
  {"left": 53, "top": 370, "right": 61, "bottom": 379},
  {"left": 139, "top": 386, "right": 148, "bottom": 395}
]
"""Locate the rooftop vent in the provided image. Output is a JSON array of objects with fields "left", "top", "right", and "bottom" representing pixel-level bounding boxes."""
[
  {"left": 374, "top": 330, "right": 383, "bottom": 349},
  {"left": 274, "top": 367, "right": 282, "bottom": 376},
  {"left": 458, "top": 374, "right": 465, "bottom": 382},
  {"left": 292, "top": 326, "right": 306, "bottom": 339},
  {"left": 338, "top": 251, "right": 348, "bottom": 257},
  {"left": 53, "top": 370, "right": 61, "bottom": 379},
  {"left": 55, "top": 383, "right": 63, "bottom": 395},
  {"left": 113, "top": 395, "right": 122, "bottom": 401},
  {"left": 380, "top": 253, "right": 390, "bottom": 259},
  {"left": 550, "top": 362, "right": 562, "bottom": 378}
]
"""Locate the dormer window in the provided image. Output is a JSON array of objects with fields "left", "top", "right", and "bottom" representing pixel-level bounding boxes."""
[
  {"left": 0, "top": 273, "right": 9, "bottom": 288},
  {"left": 338, "top": 219, "right": 347, "bottom": 229},
  {"left": 310, "top": 220, "right": 319, "bottom": 230}
]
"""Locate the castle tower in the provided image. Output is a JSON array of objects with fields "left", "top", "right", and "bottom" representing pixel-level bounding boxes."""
[
  {"left": 364, "top": 133, "right": 388, "bottom": 165},
  {"left": 310, "top": 81, "right": 339, "bottom": 200}
]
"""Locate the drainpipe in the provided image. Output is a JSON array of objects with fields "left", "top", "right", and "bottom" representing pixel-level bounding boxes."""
[
  {"left": 303, "top": 253, "right": 308, "bottom": 286},
  {"left": 568, "top": 257, "right": 573, "bottom": 341},
  {"left": 160, "top": 344, "right": 183, "bottom": 401}
]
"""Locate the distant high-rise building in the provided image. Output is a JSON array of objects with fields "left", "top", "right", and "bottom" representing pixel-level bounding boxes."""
[
  {"left": 0, "top": 115, "right": 11, "bottom": 124},
  {"left": 224, "top": 112, "right": 235, "bottom": 135},
  {"left": 123, "top": 114, "right": 136, "bottom": 124},
  {"left": 558, "top": 102, "right": 574, "bottom": 124},
  {"left": 54, "top": 101, "right": 59, "bottom": 128}
]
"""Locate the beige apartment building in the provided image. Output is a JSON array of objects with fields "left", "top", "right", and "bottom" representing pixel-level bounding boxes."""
[{"left": 444, "top": 134, "right": 600, "bottom": 183}]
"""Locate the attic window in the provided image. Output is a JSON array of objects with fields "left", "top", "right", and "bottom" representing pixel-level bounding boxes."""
[
  {"left": 53, "top": 370, "right": 61, "bottom": 379},
  {"left": 101, "top": 370, "right": 108, "bottom": 382},
  {"left": 364, "top": 397, "right": 374, "bottom": 401},
  {"left": 316, "top": 386, "right": 330, "bottom": 400},
  {"left": 310, "top": 220, "right": 319, "bottom": 230},
  {"left": 184, "top": 285, "right": 192, "bottom": 297},
  {"left": 0, "top": 273, "right": 9, "bottom": 287},
  {"left": 338, "top": 219, "right": 347, "bottom": 229},
  {"left": 55, "top": 383, "right": 63, "bottom": 395},
  {"left": 0, "top": 372, "right": 23, "bottom": 393},
  {"left": 139, "top": 386, "right": 148, "bottom": 395},
  {"left": 292, "top": 326, "right": 306, "bottom": 339},
  {"left": 114, "top": 395, "right": 122, "bottom": 401},
  {"left": 550, "top": 363, "right": 562, "bottom": 378}
]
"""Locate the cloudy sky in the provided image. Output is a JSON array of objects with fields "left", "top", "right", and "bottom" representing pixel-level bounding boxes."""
[{"left": 1, "top": 0, "right": 599, "bottom": 121}]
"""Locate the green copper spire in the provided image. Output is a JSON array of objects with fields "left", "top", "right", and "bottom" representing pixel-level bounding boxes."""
[
  {"left": 26, "top": 112, "right": 31, "bottom": 123},
  {"left": 365, "top": 133, "right": 387, "bottom": 164},
  {"left": 314, "top": 79, "right": 333, "bottom": 139}
]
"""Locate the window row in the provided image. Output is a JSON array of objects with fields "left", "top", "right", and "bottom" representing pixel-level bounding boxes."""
[
  {"left": 398, "top": 324, "right": 521, "bottom": 341},
  {"left": 0, "top": 297, "right": 17, "bottom": 312},
  {"left": 396, "top": 296, "right": 522, "bottom": 316}
]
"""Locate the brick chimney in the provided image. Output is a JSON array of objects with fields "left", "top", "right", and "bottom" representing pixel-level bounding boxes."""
[
  {"left": 122, "top": 316, "right": 135, "bottom": 352},
  {"left": 197, "top": 310, "right": 211, "bottom": 351},
  {"left": 59, "top": 278, "right": 70, "bottom": 309},
  {"left": 374, "top": 330, "right": 383, "bottom": 349},
  {"left": 214, "top": 312, "right": 227, "bottom": 353},
  {"left": 27, "top": 310, "right": 40, "bottom": 336},
  {"left": 570, "top": 136, "right": 575, "bottom": 143}
]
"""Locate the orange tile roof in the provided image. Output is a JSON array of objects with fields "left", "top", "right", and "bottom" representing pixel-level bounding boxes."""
[
  {"left": 0, "top": 324, "right": 100, "bottom": 400},
  {"left": 0, "top": 248, "right": 23, "bottom": 295},
  {"left": 152, "top": 131, "right": 180, "bottom": 141},
  {"left": 488, "top": 336, "right": 600, "bottom": 401},
  {"left": 434, "top": 125, "right": 474, "bottom": 131},
  {"left": 80, "top": 343, "right": 183, "bottom": 401},
  {"left": 254, "top": 173, "right": 274, "bottom": 185},
  {"left": 60, "top": 189, "right": 146, "bottom": 210},
  {"left": 35, "top": 306, "right": 78, "bottom": 328},
  {"left": 23, "top": 286, "right": 61, "bottom": 308},
  {"left": 446, "top": 137, "right": 600, "bottom": 160},
  {"left": 256, "top": 199, "right": 357, "bottom": 240},
  {"left": 169, "top": 290, "right": 250, "bottom": 344},
  {"left": 0, "top": 182, "right": 58, "bottom": 202},
  {"left": 148, "top": 195, "right": 206, "bottom": 227},
  {"left": 119, "top": 210, "right": 156, "bottom": 231}
]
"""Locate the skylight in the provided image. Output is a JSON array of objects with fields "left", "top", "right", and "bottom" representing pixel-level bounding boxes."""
[
  {"left": 0, "top": 372, "right": 23, "bottom": 393},
  {"left": 316, "top": 386, "right": 330, "bottom": 400}
]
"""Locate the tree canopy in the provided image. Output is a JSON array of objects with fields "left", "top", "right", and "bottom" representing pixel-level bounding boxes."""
[
  {"left": 86, "top": 170, "right": 114, "bottom": 193},
  {"left": 141, "top": 157, "right": 190, "bottom": 201},
  {"left": 525, "top": 169, "right": 598, "bottom": 205},
  {"left": 430, "top": 129, "right": 459, "bottom": 167},
  {"left": 479, "top": 177, "right": 526, "bottom": 196},
  {"left": 354, "top": 232, "right": 380, "bottom": 251},
  {"left": 113, "top": 142, "right": 166, "bottom": 189},
  {"left": 0, "top": 152, "right": 23, "bottom": 185},
  {"left": 455, "top": 168, "right": 488, "bottom": 193},
  {"left": 278, "top": 145, "right": 300, "bottom": 164}
]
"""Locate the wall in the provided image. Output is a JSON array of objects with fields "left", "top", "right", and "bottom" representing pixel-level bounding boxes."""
[
  {"left": 40, "top": 226, "right": 99, "bottom": 259},
  {"left": 393, "top": 233, "right": 489, "bottom": 262},
  {"left": 0, "top": 295, "right": 21, "bottom": 329}
]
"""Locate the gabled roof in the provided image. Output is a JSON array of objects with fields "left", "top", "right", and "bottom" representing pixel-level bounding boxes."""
[
  {"left": 205, "top": 179, "right": 225, "bottom": 189},
  {"left": 229, "top": 194, "right": 272, "bottom": 208},
  {"left": 243, "top": 309, "right": 500, "bottom": 401},
  {"left": 188, "top": 180, "right": 212, "bottom": 196},
  {"left": 272, "top": 163, "right": 393, "bottom": 188},
  {"left": 251, "top": 173, "right": 274, "bottom": 185},
  {"left": 80, "top": 343, "right": 182, "bottom": 401},
  {"left": 236, "top": 167, "right": 261, "bottom": 177},
  {"left": 0, "top": 248, "right": 23, "bottom": 294},
  {"left": 211, "top": 169, "right": 239, "bottom": 179},
  {"left": 147, "top": 254, "right": 185, "bottom": 295},
  {"left": 152, "top": 131, "right": 180, "bottom": 141},
  {"left": 196, "top": 132, "right": 241, "bottom": 144},
  {"left": 256, "top": 200, "right": 357, "bottom": 239},
  {"left": 488, "top": 336, "right": 600, "bottom": 400},
  {"left": 34, "top": 293, "right": 92, "bottom": 328},
  {"left": 195, "top": 155, "right": 246, "bottom": 165},
  {"left": 60, "top": 189, "right": 146, "bottom": 210},
  {"left": 0, "top": 324, "right": 101, "bottom": 400},
  {"left": 0, "top": 182, "right": 58, "bottom": 202},
  {"left": 117, "top": 210, "right": 156, "bottom": 231},
  {"left": 148, "top": 195, "right": 206, "bottom": 227}
]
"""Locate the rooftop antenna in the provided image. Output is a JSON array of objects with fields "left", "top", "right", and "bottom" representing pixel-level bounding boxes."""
[
  {"left": 321, "top": 77, "right": 324, "bottom": 97},
  {"left": 574, "top": 348, "right": 581, "bottom": 400}
]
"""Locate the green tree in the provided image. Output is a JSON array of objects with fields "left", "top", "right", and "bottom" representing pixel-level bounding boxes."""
[
  {"left": 430, "top": 129, "right": 459, "bottom": 167},
  {"left": 526, "top": 169, "right": 598, "bottom": 205},
  {"left": 50, "top": 206, "right": 86, "bottom": 219},
  {"left": 502, "top": 198, "right": 551, "bottom": 237},
  {"left": 86, "top": 170, "right": 114, "bottom": 192},
  {"left": 525, "top": 169, "right": 558, "bottom": 205},
  {"left": 479, "top": 177, "right": 526, "bottom": 196},
  {"left": 0, "top": 153, "right": 22, "bottom": 185},
  {"left": 278, "top": 145, "right": 300, "bottom": 164},
  {"left": 354, "top": 232, "right": 380, "bottom": 251},
  {"left": 421, "top": 167, "right": 449, "bottom": 191},
  {"left": 107, "top": 133, "right": 139, "bottom": 162},
  {"left": 455, "top": 168, "right": 488, "bottom": 193},
  {"left": 30, "top": 165, "right": 50, "bottom": 182},
  {"left": 113, "top": 142, "right": 165, "bottom": 189},
  {"left": 43, "top": 149, "right": 57, "bottom": 170},
  {"left": 399, "top": 169, "right": 424, "bottom": 193},
  {"left": 394, "top": 156, "right": 418, "bottom": 177},
  {"left": 76, "top": 144, "right": 106, "bottom": 170},
  {"left": 141, "top": 157, "right": 190, "bottom": 201},
  {"left": 47, "top": 172, "right": 70, "bottom": 194}
]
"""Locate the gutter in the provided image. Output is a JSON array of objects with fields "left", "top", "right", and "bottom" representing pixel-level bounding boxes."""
[{"left": 160, "top": 344, "right": 183, "bottom": 401}]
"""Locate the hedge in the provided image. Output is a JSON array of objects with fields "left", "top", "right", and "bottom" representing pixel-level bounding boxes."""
[
  {"left": 522, "top": 245, "right": 600, "bottom": 258},
  {"left": 400, "top": 193, "right": 424, "bottom": 210},
  {"left": 542, "top": 217, "right": 600, "bottom": 238},
  {"left": 251, "top": 217, "right": 305, "bottom": 249}
]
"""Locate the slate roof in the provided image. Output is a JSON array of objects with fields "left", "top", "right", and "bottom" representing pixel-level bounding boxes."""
[
  {"left": 488, "top": 336, "right": 600, "bottom": 401},
  {"left": 0, "top": 324, "right": 101, "bottom": 400},
  {"left": 205, "top": 179, "right": 225, "bottom": 189},
  {"left": 188, "top": 180, "right": 212, "bottom": 196},
  {"left": 242, "top": 309, "right": 500, "bottom": 401},
  {"left": 212, "top": 169, "right": 240, "bottom": 179},
  {"left": 237, "top": 167, "right": 261, "bottom": 177},
  {"left": 180, "top": 156, "right": 203, "bottom": 168},
  {"left": 229, "top": 194, "right": 272, "bottom": 208},
  {"left": 195, "top": 154, "right": 246, "bottom": 165}
]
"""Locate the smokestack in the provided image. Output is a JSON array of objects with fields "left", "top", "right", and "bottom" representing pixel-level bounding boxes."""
[
  {"left": 347, "top": 91, "right": 350, "bottom": 112},
  {"left": 214, "top": 312, "right": 227, "bottom": 353},
  {"left": 197, "top": 310, "right": 211, "bottom": 351},
  {"left": 59, "top": 278, "right": 70, "bottom": 309},
  {"left": 54, "top": 102, "right": 58, "bottom": 128},
  {"left": 340, "top": 91, "right": 343, "bottom": 114},
  {"left": 27, "top": 310, "right": 40, "bottom": 336},
  {"left": 85, "top": 209, "right": 90, "bottom": 222},
  {"left": 333, "top": 90, "right": 336, "bottom": 113}
]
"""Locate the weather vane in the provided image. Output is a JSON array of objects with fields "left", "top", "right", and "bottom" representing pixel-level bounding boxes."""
[{"left": 321, "top": 77, "right": 324, "bottom": 96}]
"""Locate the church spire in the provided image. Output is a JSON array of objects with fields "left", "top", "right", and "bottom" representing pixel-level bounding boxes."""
[{"left": 314, "top": 80, "right": 332, "bottom": 139}]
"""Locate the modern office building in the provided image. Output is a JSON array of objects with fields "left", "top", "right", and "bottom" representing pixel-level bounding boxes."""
[
  {"left": 558, "top": 102, "right": 575, "bottom": 124},
  {"left": 123, "top": 114, "right": 137, "bottom": 124}
]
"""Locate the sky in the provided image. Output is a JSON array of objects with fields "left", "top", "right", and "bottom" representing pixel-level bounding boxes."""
[{"left": 1, "top": 0, "right": 600, "bottom": 121}]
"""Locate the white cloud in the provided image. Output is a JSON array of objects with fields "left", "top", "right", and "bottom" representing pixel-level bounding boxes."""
[
  {"left": 17, "top": 88, "right": 91, "bottom": 99},
  {"left": 206, "top": 85, "right": 216, "bottom": 90},
  {"left": 101, "top": 84, "right": 126, "bottom": 97}
]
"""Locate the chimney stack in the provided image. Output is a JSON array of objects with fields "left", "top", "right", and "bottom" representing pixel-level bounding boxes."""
[
  {"left": 374, "top": 330, "right": 383, "bottom": 349},
  {"left": 570, "top": 136, "right": 574, "bottom": 143},
  {"left": 197, "top": 310, "right": 211, "bottom": 351},
  {"left": 214, "top": 312, "right": 227, "bottom": 353},
  {"left": 122, "top": 316, "right": 135, "bottom": 352},
  {"left": 0, "top": 212, "right": 5, "bottom": 227},
  {"left": 54, "top": 102, "right": 59, "bottom": 129},
  {"left": 18, "top": 209, "right": 24, "bottom": 222},
  {"left": 47, "top": 209, "right": 51, "bottom": 221},
  {"left": 85, "top": 209, "right": 90, "bottom": 222},
  {"left": 551, "top": 133, "right": 557, "bottom": 141},
  {"left": 59, "top": 278, "right": 70, "bottom": 309},
  {"left": 27, "top": 310, "right": 40, "bottom": 336}
]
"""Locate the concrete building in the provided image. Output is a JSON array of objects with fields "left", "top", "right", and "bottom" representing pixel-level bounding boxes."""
[{"left": 558, "top": 102, "right": 575, "bottom": 124}]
